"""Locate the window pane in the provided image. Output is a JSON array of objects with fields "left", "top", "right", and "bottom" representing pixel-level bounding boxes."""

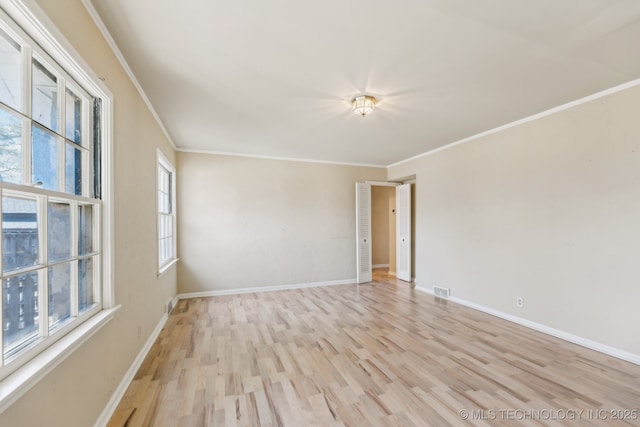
[
  {"left": 0, "top": 107, "right": 23, "bottom": 184},
  {"left": 159, "top": 214, "right": 173, "bottom": 239},
  {"left": 165, "top": 238, "right": 173, "bottom": 260},
  {"left": 158, "top": 166, "right": 167, "bottom": 191},
  {"left": 3, "top": 271, "right": 39, "bottom": 357},
  {"left": 158, "top": 165, "right": 171, "bottom": 214},
  {"left": 65, "top": 88, "right": 81, "bottom": 144},
  {"left": 78, "top": 257, "right": 93, "bottom": 313},
  {"left": 0, "top": 5, "right": 104, "bottom": 367},
  {"left": 2, "top": 196, "right": 38, "bottom": 272},
  {"left": 78, "top": 204, "right": 93, "bottom": 255},
  {"left": 65, "top": 143, "right": 82, "bottom": 195},
  {"left": 32, "top": 59, "right": 58, "bottom": 132},
  {"left": 32, "top": 125, "right": 59, "bottom": 190},
  {"left": 159, "top": 206, "right": 173, "bottom": 266},
  {"left": 159, "top": 238, "right": 166, "bottom": 265},
  {"left": 48, "top": 262, "right": 71, "bottom": 330},
  {"left": 0, "top": 28, "right": 22, "bottom": 111},
  {"left": 158, "top": 192, "right": 168, "bottom": 214},
  {"left": 48, "top": 201, "right": 71, "bottom": 263}
]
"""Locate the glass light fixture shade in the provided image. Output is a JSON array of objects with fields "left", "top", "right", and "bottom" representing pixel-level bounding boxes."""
[{"left": 352, "top": 95, "right": 376, "bottom": 117}]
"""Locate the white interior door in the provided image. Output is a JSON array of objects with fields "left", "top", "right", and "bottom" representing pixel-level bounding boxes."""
[
  {"left": 396, "top": 184, "right": 412, "bottom": 282},
  {"left": 356, "top": 182, "right": 372, "bottom": 284}
]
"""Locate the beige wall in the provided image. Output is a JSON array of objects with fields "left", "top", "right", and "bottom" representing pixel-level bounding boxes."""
[
  {"left": 177, "top": 152, "right": 386, "bottom": 293},
  {"left": 388, "top": 83, "right": 640, "bottom": 356},
  {"left": 0, "top": 1, "right": 178, "bottom": 426},
  {"left": 371, "top": 186, "right": 394, "bottom": 266}
]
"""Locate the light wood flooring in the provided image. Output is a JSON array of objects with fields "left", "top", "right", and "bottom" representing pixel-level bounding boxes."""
[{"left": 108, "top": 270, "right": 640, "bottom": 426}]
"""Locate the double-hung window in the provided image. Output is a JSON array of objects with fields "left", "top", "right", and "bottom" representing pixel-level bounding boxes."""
[
  {"left": 0, "top": 5, "right": 111, "bottom": 385},
  {"left": 157, "top": 151, "right": 176, "bottom": 273}
]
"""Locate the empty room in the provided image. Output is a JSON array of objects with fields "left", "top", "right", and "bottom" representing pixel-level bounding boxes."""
[{"left": 1, "top": 0, "right": 640, "bottom": 426}]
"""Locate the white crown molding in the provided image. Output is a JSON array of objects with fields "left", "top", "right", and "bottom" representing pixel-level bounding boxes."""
[
  {"left": 81, "top": 0, "right": 177, "bottom": 150},
  {"left": 387, "top": 78, "right": 640, "bottom": 169},
  {"left": 414, "top": 285, "right": 640, "bottom": 366},
  {"left": 177, "top": 148, "right": 387, "bottom": 169},
  {"left": 77, "top": 3, "right": 640, "bottom": 172}
]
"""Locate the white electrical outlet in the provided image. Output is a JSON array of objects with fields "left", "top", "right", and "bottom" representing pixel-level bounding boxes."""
[{"left": 516, "top": 297, "right": 524, "bottom": 308}]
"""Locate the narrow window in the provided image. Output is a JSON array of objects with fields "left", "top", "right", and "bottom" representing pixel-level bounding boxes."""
[{"left": 157, "top": 151, "right": 176, "bottom": 272}]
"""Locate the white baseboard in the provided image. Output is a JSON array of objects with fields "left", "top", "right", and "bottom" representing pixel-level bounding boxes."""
[
  {"left": 169, "top": 295, "right": 179, "bottom": 313},
  {"left": 178, "top": 278, "right": 356, "bottom": 299},
  {"left": 414, "top": 285, "right": 432, "bottom": 295},
  {"left": 414, "top": 285, "right": 640, "bottom": 366},
  {"left": 372, "top": 264, "right": 390, "bottom": 269},
  {"left": 94, "top": 312, "right": 169, "bottom": 427}
]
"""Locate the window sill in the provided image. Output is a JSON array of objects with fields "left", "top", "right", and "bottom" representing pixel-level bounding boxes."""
[
  {"left": 0, "top": 305, "right": 121, "bottom": 414},
  {"left": 158, "top": 258, "right": 179, "bottom": 277}
]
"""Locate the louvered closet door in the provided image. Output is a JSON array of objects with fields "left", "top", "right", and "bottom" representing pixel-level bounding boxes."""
[
  {"left": 396, "top": 184, "right": 412, "bottom": 282},
  {"left": 356, "top": 183, "right": 372, "bottom": 284}
]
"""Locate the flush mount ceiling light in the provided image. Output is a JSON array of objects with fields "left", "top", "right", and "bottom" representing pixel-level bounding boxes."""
[{"left": 352, "top": 95, "right": 376, "bottom": 117}]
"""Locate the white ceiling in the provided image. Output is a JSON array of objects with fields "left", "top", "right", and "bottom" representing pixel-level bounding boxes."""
[{"left": 89, "top": 0, "right": 640, "bottom": 166}]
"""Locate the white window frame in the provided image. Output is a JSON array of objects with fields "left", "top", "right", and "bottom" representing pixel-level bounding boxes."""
[
  {"left": 157, "top": 149, "right": 177, "bottom": 274},
  {"left": 0, "top": 0, "right": 116, "bottom": 413}
]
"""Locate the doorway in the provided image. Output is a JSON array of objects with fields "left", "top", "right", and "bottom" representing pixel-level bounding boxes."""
[
  {"left": 356, "top": 181, "right": 414, "bottom": 284},
  {"left": 371, "top": 185, "right": 396, "bottom": 276}
]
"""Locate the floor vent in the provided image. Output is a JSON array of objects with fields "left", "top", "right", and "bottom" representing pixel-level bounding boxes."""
[
  {"left": 433, "top": 286, "right": 450, "bottom": 298},
  {"left": 166, "top": 299, "right": 174, "bottom": 314}
]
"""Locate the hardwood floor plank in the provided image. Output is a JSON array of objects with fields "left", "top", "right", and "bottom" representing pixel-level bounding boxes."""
[{"left": 108, "top": 270, "right": 640, "bottom": 426}]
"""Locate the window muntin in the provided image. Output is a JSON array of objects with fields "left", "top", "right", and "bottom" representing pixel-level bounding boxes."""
[
  {"left": 0, "top": 11, "right": 103, "bottom": 379},
  {"left": 157, "top": 153, "right": 176, "bottom": 271}
]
